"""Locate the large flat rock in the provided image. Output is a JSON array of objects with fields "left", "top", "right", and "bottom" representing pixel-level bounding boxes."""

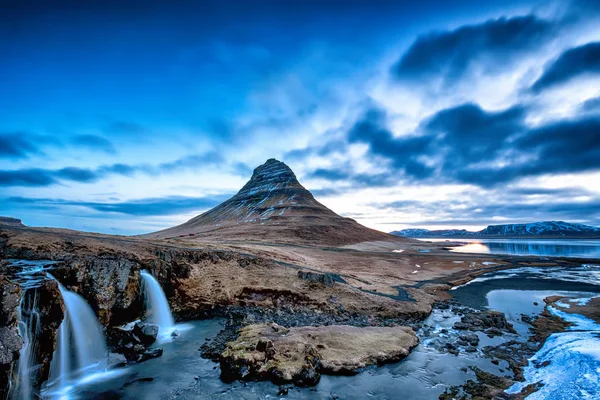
[{"left": 220, "top": 323, "right": 419, "bottom": 385}]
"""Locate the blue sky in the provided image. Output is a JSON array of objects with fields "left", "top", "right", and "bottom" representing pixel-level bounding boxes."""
[{"left": 1, "top": 0, "right": 600, "bottom": 234}]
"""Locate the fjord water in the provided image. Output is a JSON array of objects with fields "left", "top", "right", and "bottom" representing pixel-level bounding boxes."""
[
  {"left": 423, "top": 238, "right": 600, "bottom": 258},
  {"left": 46, "top": 279, "right": 109, "bottom": 398},
  {"left": 140, "top": 270, "right": 176, "bottom": 339}
]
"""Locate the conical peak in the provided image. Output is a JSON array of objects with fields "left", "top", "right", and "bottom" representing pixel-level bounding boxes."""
[
  {"left": 236, "top": 158, "right": 304, "bottom": 197},
  {"left": 252, "top": 158, "right": 297, "bottom": 181}
]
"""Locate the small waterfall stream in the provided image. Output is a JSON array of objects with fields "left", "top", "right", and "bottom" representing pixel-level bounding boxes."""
[
  {"left": 140, "top": 270, "right": 176, "bottom": 339},
  {"left": 46, "top": 277, "right": 108, "bottom": 397}
]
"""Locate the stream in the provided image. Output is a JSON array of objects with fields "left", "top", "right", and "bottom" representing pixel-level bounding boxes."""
[{"left": 6, "top": 260, "right": 600, "bottom": 399}]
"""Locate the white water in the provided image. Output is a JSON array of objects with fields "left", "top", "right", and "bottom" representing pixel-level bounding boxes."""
[
  {"left": 46, "top": 278, "right": 108, "bottom": 398},
  {"left": 141, "top": 270, "right": 176, "bottom": 339}
]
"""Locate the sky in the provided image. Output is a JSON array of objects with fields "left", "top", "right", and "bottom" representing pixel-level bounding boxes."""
[{"left": 1, "top": 0, "right": 600, "bottom": 235}]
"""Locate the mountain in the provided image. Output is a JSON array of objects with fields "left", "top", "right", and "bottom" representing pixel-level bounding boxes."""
[
  {"left": 391, "top": 229, "right": 471, "bottom": 238},
  {"left": 391, "top": 221, "right": 600, "bottom": 239},
  {"left": 0, "top": 217, "right": 25, "bottom": 227},
  {"left": 147, "top": 159, "right": 406, "bottom": 245},
  {"left": 478, "top": 221, "right": 600, "bottom": 237}
]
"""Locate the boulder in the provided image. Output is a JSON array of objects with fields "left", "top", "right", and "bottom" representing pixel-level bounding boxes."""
[
  {"left": 123, "top": 344, "right": 163, "bottom": 363},
  {"left": 133, "top": 323, "right": 159, "bottom": 346},
  {"left": 108, "top": 321, "right": 160, "bottom": 363}
]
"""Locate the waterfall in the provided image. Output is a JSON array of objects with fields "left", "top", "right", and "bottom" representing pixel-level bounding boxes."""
[
  {"left": 12, "top": 290, "right": 40, "bottom": 400},
  {"left": 140, "top": 270, "right": 175, "bottom": 338},
  {"left": 46, "top": 277, "right": 108, "bottom": 396}
]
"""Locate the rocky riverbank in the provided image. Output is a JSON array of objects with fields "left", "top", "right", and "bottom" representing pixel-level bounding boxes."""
[{"left": 438, "top": 297, "right": 574, "bottom": 399}]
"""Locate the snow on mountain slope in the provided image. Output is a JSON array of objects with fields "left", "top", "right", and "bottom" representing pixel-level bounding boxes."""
[{"left": 391, "top": 221, "right": 600, "bottom": 238}]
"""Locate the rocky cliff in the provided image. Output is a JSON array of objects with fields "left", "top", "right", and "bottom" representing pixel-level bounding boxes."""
[{"left": 0, "top": 275, "right": 21, "bottom": 398}]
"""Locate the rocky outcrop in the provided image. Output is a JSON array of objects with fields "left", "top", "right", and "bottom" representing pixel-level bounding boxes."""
[
  {"left": 220, "top": 323, "right": 418, "bottom": 386},
  {"left": 51, "top": 257, "right": 142, "bottom": 326},
  {"left": 297, "top": 271, "right": 334, "bottom": 287},
  {"left": 453, "top": 310, "right": 517, "bottom": 337},
  {"left": 0, "top": 275, "right": 21, "bottom": 398},
  {"left": 22, "top": 280, "right": 65, "bottom": 392},
  {"left": 0, "top": 217, "right": 24, "bottom": 228}
]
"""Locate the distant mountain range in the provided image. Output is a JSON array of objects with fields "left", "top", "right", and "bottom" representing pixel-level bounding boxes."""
[{"left": 391, "top": 221, "right": 600, "bottom": 239}]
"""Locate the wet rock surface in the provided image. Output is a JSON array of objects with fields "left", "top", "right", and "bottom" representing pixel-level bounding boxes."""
[
  {"left": 107, "top": 321, "right": 161, "bottom": 363},
  {"left": 452, "top": 309, "right": 517, "bottom": 337},
  {"left": 50, "top": 257, "right": 142, "bottom": 326},
  {"left": 219, "top": 322, "right": 418, "bottom": 386},
  {"left": 0, "top": 275, "right": 21, "bottom": 398},
  {"left": 437, "top": 300, "right": 573, "bottom": 399}
]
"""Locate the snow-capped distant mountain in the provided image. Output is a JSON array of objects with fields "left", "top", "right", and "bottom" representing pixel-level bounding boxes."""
[
  {"left": 390, "top": 229, "right": 471, "bottom": 237},
  {"left": 391, "top": 221, "right": 600, "bottom": 238},
  {"left": 479, "top": 221, "right": 600, "bottom": 237}
]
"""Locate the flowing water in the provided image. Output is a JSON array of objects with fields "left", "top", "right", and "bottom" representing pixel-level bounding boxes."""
[
  {"left": 6, "top": 258, "right": 600, "bottom": 399},
  {"left": 422, "top": 238, "right": 600, "bottom": 258},
  {"left": 140, "top": 270, "right": 176, "bottom": 340},
  {"left": 44, "top": 277, "right": 111, "bottom": 399}
]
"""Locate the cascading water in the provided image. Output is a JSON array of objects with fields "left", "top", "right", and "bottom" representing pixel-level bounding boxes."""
[
  {"left": 140, "top": 270, "right": 176, "bottom": 339},
  {"left": 46, "top": 277, "right": 108, "bottom": 397},
  {"left": 12, "top": 290, "right": 40, "bottom": 400}
]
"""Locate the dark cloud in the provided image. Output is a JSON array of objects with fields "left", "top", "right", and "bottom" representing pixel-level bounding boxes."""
[
  {"left": 6, "top": 194, "right": 232, "bottom": 216},
  {"left": 531, "top": 42, "right": 600, "bottom": 92},
  {"left": 157, "top": 151, "right": 224, "bottom": 172},
  {"left": 393, "top": 15, "right": 556, "bottom": 84},
  {"left": 0, "top": 166, "right": 119, "bottom": 187},
  {"left": 0, "top": 133, "right": 42, "bottom": 159},
  {"left": 105, "top": 121, "right": 146, "bottom": 136},
  {"left": 581, "top": 96, "right": 600, "bottom": 113},
  {"left": 348, "top": 108, "right": 434, "bottom": 179},
  {"left": 305, "top": 103, "right": 598, "bottom": 189},
  {"left": 70, "top": 134, "right": 117, "bottom": 154},
  {"left": 457, "top": 116, "right": 600, "bottom": 185},
  {"left": 0, "top": 169, "right": 57, "bottom": 186},
  {"left": 0, "top": 151, "right": 238, "bottom": 187}
]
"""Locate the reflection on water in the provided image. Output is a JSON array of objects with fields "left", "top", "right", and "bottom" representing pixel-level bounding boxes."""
[{"left": 423, "top": 239, "right": 600, "bottom": 258}]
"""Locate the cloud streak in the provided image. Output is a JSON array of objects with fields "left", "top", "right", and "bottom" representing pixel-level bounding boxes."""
[{"left": 531, "top": 42, "right": 600, "bottom": 92}]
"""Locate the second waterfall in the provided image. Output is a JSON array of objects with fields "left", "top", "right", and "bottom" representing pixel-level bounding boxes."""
[{"left": 140, "top": 270, "right": 176, "bottom": 340}]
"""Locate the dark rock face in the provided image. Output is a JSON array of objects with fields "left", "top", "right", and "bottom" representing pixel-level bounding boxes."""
[
  {"left": 21, "top": 280, "right": 65, "bottom": 392},
  {"left": 297, "top": 271, "right": 334, "bottom": 287},
  {"left": 107, "top": 322, "right": 160, "bottom": 363},
  {"left": 51, "top": 257, "right": 142, "bottom": 326},
  {"left": 0, "top": 275, "right": 21, "bottom": 398}
]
